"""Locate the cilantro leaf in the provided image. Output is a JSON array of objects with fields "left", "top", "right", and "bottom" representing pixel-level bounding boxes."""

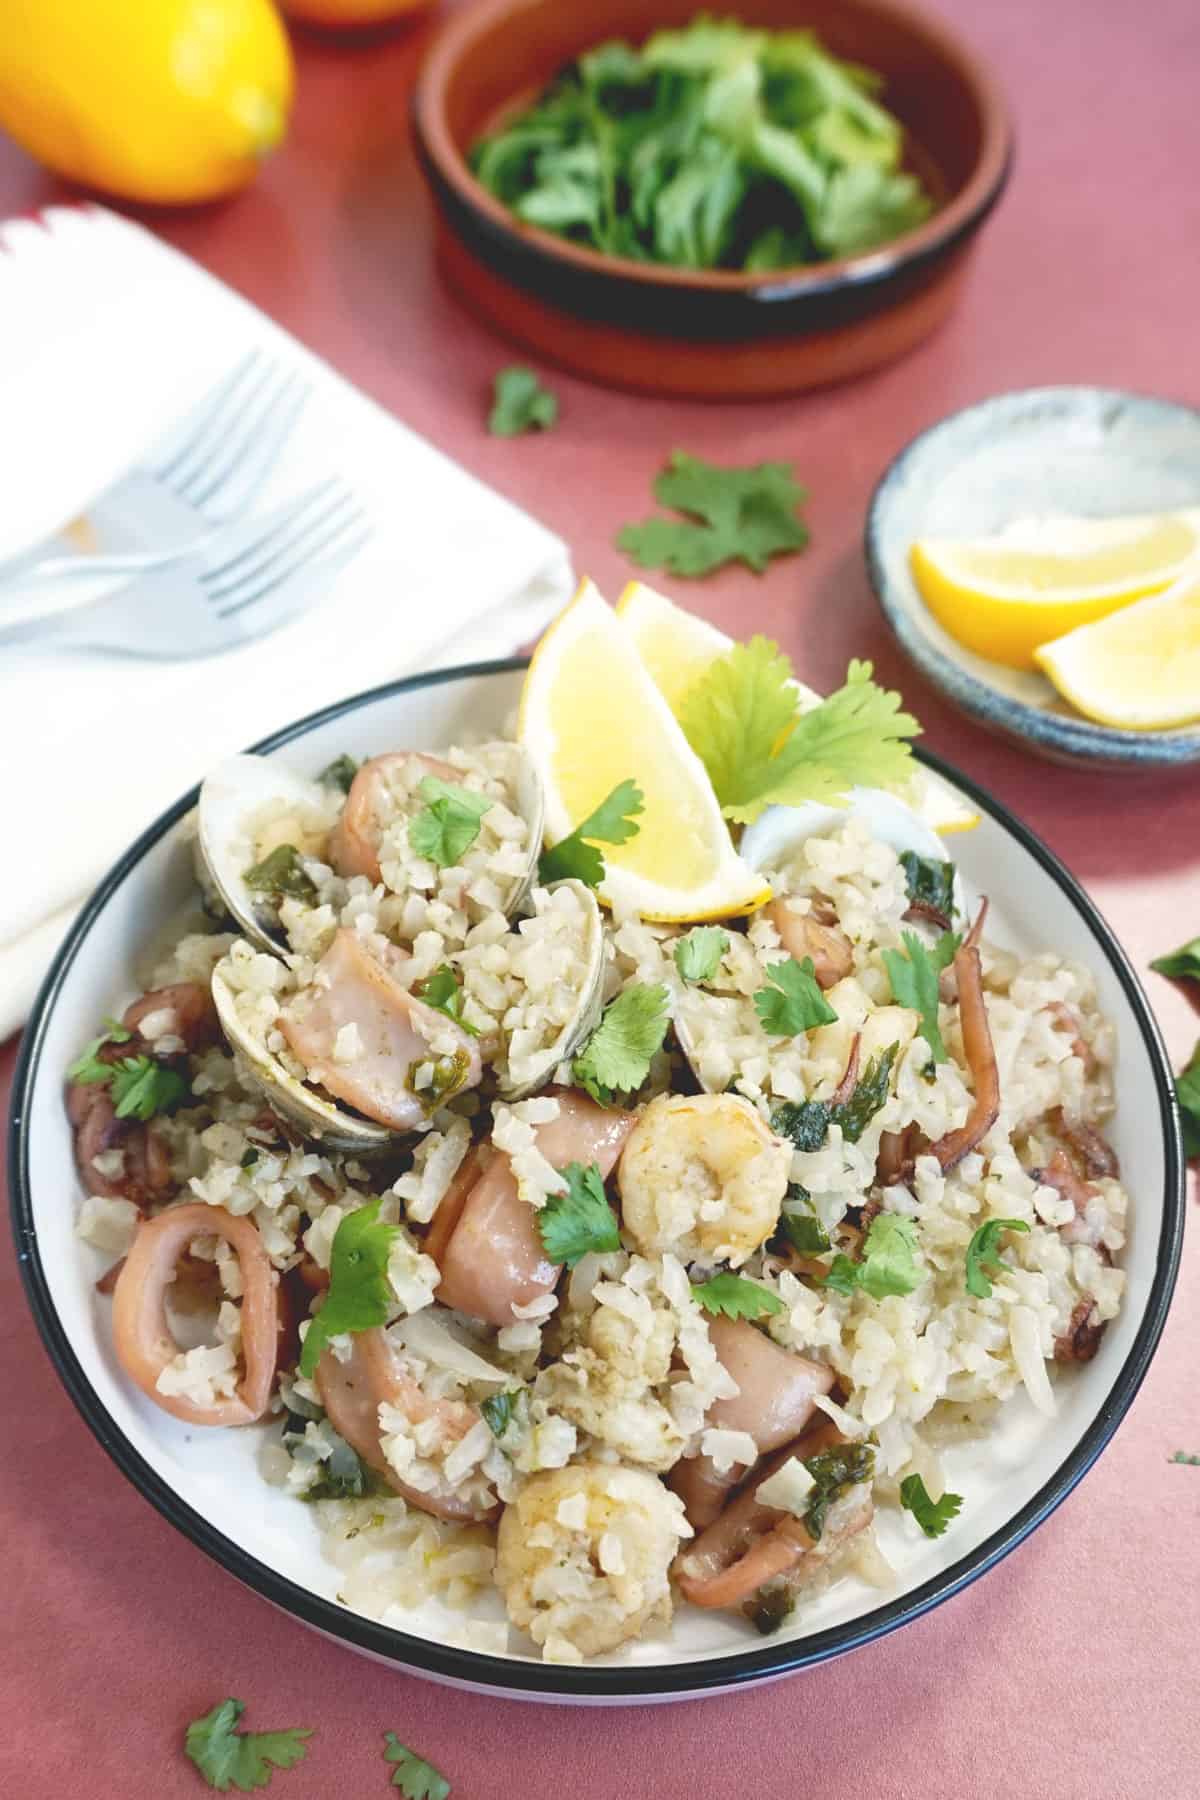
[
  {"left": 298, "top": 1198, "right": 400, "bottom": 1378},
  {"left": 1170, "top": 1450, "right": 1200, "bottom": 1466},
  {"left": 802, "top": 1440, "right": 875, "bottom": 1542},
  {"left": 67, "top": 1016, "right": 132, "bottom": 1085},
  {"left": 243, "top": 844, "right": 317, "bottom": 904},
  {"left": 690, "top": 1272, "right": 785, "bottom": 1321},
  {"left": 754, "top": 956, "right": 838, "bottom": 1036},
  {"left": 1151, "top": 937, "right": 1200, "bottom": 984},
  {"left": 384, "top": 1733, "right": 451, "bottom": 1800},
  {"left": 679, "top": 641, "right": 920, "bottom": 824},
  {"left": 318, "top": 753, "right": 359, "bottom": 794},
  {"left": 489, "top": 366, "right": 559, "bottom": 437},
  {"left": 900, "top": 850, "right": 956, "bottom": 921},
  {"left": 899, "top": 1472, "right": 963, "bottom": 1539},
  {"left": 414, "top": 964, "right": 479, "bottom": 1037},
  {"left": 1178, "top": 1042, "right": 1200, "bottom": 1159},
  {"left": 617, "top": 452, "right": 809, "bottom": 577},
  {"left": 108, "top": 1056, "right": 188, "bottom": 1121},
  {"left": 778, "top": 1206, "right": 830, "bottom": 1255},
  {"left": 572, "top": 982, "right": 670, "bottom": 1103},
  {"left": 964, "top": 1216, "right": 1031, "bottom": 1299},
  {"left": 819, "top": 1212, "right": 923, "bottom": 1302},
  {"left": 537, "top": 1162, "right": 621, "bottom": 1268},
  {"left": 537, "top": 778, "right": 644, "bottom": 887},
  {"left": 408, "top": 777, "right": 491, "bottom": 870},
  {"left": 481, "top": 1389, "right": 523, "bottom": 1438},
  {"left": 883, "top": 929, "right": 959, "bottom": 1064},
  {"left": 674, "top": 926, "right": 730, "bottom": 984},
  {"left": 771, "top": 1097, "right": 832, "bottom": 1153},
  {"left": 833, "top": 1043, "right": 899, "bottom": 1143},
  {"left": 184, "top": 1699, "right": 311, "bottom": 1793}
]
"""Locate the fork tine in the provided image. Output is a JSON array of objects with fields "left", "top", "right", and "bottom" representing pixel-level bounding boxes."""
[
  {"left": 219, "top": 526, "right": 375, "bottom": 642},
  {"left": 166, "top": 359, "right": 290, "bottom": 505},
  {"left": 184, "top": 369, "right": 312, "bottom": 516},
  {"left": 206, "top": 491, "right": 363, "bottom": 610},
  {"left": 147, "top": 352, "right": 263, "bottom": 480},
  {"left": 200, "top": 478, "right": 343, "bottom": 584},
  {"left": 212, "top": 504, "right": 370, "bottom": 618}
]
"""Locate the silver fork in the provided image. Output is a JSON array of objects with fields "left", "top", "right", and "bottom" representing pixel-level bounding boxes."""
[
  {"left": 0, "top": 479, "right": 371, "bottom": 658},
  {"left": 3, "top": 351, "right": 311, "bottom": 586}
]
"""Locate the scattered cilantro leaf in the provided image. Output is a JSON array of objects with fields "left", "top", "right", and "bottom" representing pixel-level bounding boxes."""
[
  {"left": 488, "top": 366, "right": 558, "bottom": 437},
  {"left": 408, "top": 777, "right": 491, "bottom": 870},
  {"left": 1170, "top": 1450, "right": 1200, "bottom": 1466},
  {"left": 819, "top": 1212, "right": 923, "bottom": 1302},
  {"left": 770, "top": 1045, "right": 896, "bottom": 1154},
  {"left": 241, "top": 1149, "right": 259, "bottom": 1169},
  {"left": 771, "top": 1097, "right": 832, "bottom": 1153},
  {"left": 108, "top": 1056, "right": 187, "bottom": 1121},
  {"left": 243, "top": 844, "right": 317, "bottom": 904},
  {"left": 883, "top": 929, "right": 959, "bottom": 1064},
  {"left": 572, "top": 982, "right": 670, "bottom": 1103},
  {"left": 384, "top": 1734, "right": 451, "bottom": 1800},
  {"left": 679, "top": 641, "right": 920, "bottom": 823},
  {"left": 1150, "top": 937, "right": 1200, "bottom": 984},
  {"left": 287, "top": 1429, "right": 370, "bottom": 1502},
  {"left": 414, "top": 964, "right": 479, "bottom": 1037},
  {"left": 802, "top": 1440, "right": 875, "bottom": 1542},
  {"left": 299, "top": 1198, "right": 400, "bottom": 1378},
  {"left": 690, "top": 1271, "right": 785, "bottom": 1321},
  {"left": 481, "top": 1389, "right": 523, "bottom": 1438},
  {"left": 1174, "top": 1041, "right": 1200, "bottom": 1159},
  {"left": 674, "top": 925, "right": 730, "bottom": 983},
  {"left": 754, "top": 956, "right": 838, "bottom": 1036},
  {"left": 537, "top": 1162, "right": 620, "bottom": 1268},
  {"left": 899, "top": 1472, "right": 963, "bottom": 1538},
  {"left": 184, "top": 1699, "right": 311, "bottom": 1793},
  {"left": 67, "top": 1016, "right": 132, "bottom": 1084},
  {"left": 318, "top": 753, "right": 359, "bottom": 794},
  {"left": 964, "top": 1217, "right": 1031, "bottom": 1299},
  {"left": 617, "top": 452, "right": 809, "bottom": 577},
  {"left": 537, "top": 778, "right": 644, "bottom": 887},
  {"left": 779, "top": 1209, "right": 830, "bottom": 1255},
  {"left": 900, "top": 850, "right": 956, "bottom": 921}
]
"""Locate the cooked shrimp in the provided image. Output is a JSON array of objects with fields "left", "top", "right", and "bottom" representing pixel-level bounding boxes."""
[
  {"left": 111, "top": 1203, "right": 279, "bottom": 1426},
  {"left": 495, "top": 1463, "right": 691, "bottom": 1660},
  {"left": 279, "top": 928, "right": 482, "bottom": 1129},
  {"left": 670, "top": 1317, "right": 834, "bottom": 1529},
  {"left": 435, "top": 1091, "right": 634, "bottom": 1326},
  {"left": 315, "top": 1326, "right": 496, "bottom": 1522},
  {"left": 767, "top": 897, "right": 853, "bottom": 990},
  {"left": 618, "top": 1093, "right": 789, "bottom": 1267},
  {"left": 327, "top": 751, "right": 459, "bottom": 883}
]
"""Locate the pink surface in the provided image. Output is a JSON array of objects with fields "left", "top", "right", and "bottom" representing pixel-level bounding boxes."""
[{"left": 2, "top": 0, "right": 1199, "bottom": 1793}]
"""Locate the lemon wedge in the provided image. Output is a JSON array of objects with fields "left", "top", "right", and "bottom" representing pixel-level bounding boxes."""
[
  {"left": 910, "top": 510, "right": 1200, "bottom": 670},
  {"left": 519, "top": 580, "right": 770, "bottom": 920},
  {"left": 1034, "top": 565, "right": 1200, "bottom": 729},
  {"left": 616, "top": 579, "right": 979, "bottom": 835}
]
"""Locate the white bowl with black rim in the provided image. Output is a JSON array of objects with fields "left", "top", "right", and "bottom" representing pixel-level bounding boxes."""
[{"left": 8, "top": 660, "right": 1185, "bottom": 1704}]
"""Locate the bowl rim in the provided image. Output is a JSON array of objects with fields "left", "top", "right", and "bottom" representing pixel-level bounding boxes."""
[
  {"left": 865, "top": 384, "right": 1200, "bottom": 766},
  {"left": 412, "top": 0, "right": 1014, "bottom": 304},
  {"left": 8, "top": 657, "right": 1185, "bottom": 1702}
]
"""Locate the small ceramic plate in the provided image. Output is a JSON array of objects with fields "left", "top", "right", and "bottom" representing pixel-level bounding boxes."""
[{"left": 865, "top": 387, "right": 1200, "bottom": 766}]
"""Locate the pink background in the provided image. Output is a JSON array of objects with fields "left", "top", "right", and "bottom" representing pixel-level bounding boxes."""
[{"left": 2, "top": 1, "right": 1198, "bottom": 1793}]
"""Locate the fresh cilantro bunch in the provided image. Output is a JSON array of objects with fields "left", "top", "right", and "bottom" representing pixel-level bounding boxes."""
[
  {"left": 618, "top": 452, "right": 809, "bottom": 577},
  {"left": 538, "top": 779, "right": 643, "bottom": 887},
  {"left": 572, "top": 982, "right": 671, "bottom": 1104},
  {"left": 409, "top": 777, "right": 491, "bottom": 870},
  {"left": 537, "top": 1162, "right": 621, "bottom": 1267},
  {"left": 883, "top": 929, "right": 959, "bottom": 1065},
  {"left": 184, "top": 1699, "right": 311, "bottom": 1792},
  {"left": 820, "top": 1212, "right": 923, "bottom": 1301},
  {"left": 299, "top": 1198, "right": 400, "bottom": 1378},
  {"left": 690, "top": 1271, "right": 784, "bottom": 1321},
  {"left": 899, "top": 1473, "right": 963, "bottom": 1538},
  {"left": 680, "top": 639, "right": 919, "bottom": 822}
]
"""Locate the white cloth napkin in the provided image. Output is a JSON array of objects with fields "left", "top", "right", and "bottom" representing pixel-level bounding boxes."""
[{"left": 0, "top": 206, "right": 574, "bottom": 1040}]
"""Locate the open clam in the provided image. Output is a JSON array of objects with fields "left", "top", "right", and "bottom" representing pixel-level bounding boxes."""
[
  {"left": 198, "top": 755, "right": 338, "bottom": 954},
  {"left": 495, "top": 878, "right": 606, "bottom": 1100}
]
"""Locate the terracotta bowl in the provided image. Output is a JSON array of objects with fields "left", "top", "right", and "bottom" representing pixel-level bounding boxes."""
[{"left": 412, "top": 0, "right": 1013, "bottom": 399}]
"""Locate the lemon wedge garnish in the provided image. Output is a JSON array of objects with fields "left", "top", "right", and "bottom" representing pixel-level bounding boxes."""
[
  {"left": 1034, "top": 565, "right": 1200, "bottom": 729},
  {"left": 910, "top": 510, "right": 1200, "bottom": 670},
  {"left": 616, "top": 579, "right": 978, "bottom": 836},
  {"left": 519, "top": 580, "right": 770, "bottom": 921}
]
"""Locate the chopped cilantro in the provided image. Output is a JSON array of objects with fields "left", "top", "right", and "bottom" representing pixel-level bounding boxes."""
[
  {"left": 1170, "top": 1450, "right": 1200, "bottom": 1466},
  {"left": 240, "top": 1149, "right": 259, "bottom": 1169},
  {"left": 318, "top": 753, "right": 359, "bottom": 794},
  {"left": 408, "top": 777, "right": 491, "bottom": 869},
  {"left": 674, "top": 925, "right": 730, "bottom": 983},
  {"left": 964, "top": 1217, "right": 1031, "bottom": 1299},
  {"left": 537, "top": 778, "right": 644, "bottom": 887},
  {"left": 899, "top": 1472, "right": 963, "bottom": 1538},
  {"left": 802, "top": 1440, "right": 875, "bottom": 1541},
  {"left": 67, "top": 1016, "right": 132, "bottom": 1084},
  {"left": 771, "top": 1097, "right": 832, "bottom": 1153},
  {"left": 770, "top": 1044, "right": 897, "bottom": 1152},
  {"left": 414, "top": 964, "right": 479, "bottom": 1037},
  {"left": 1150, "top": 937, "right": 1200, "bottom": 983},
  {"left": 298, "top": 1198, "right": 400, "bottom": 1378},
  {"left": 819, "top": 1212, "right": 923, "bottom": 1302},
  {"left": 184, "top": 1698, "right": 311, "bottom": 1792},
  {"left": 108, "top": 1056, "right": 187, "bottom": 1121},
  {"left": 617, "top": 452, "right": 810, "bottom": 578},
  {"left": 488, "top": 366, "right": 558, "bottom": 437},
  {"left": 481, "top": 1389, "right": 523, "bottom": 1438},
  {"left": 405, "top": 1048, "right": 473, "bottom": 1114},
  {"left": 282, "top": 1425, "right": 371, "bottom": 1502},
  {"left": 572, "top": 982, "right": 670, "bottom": 1103},
  {"left": 778, "top": 1208, "right": 831, "bottom": 1256},
  {"left": 537, "top": 1162, "right": 621, "bottom": 1268},
  {"left": 384, "top": 1734, "right": 451, "bottom": 1800},
  {"left": 883, "top": 929, "right": 959, "bottom": 1064},
  {"left": 1175, "top": 1040, "right": 1200, "bottom": 1159},
  {"left": 753, "top": 956, "right": 838, "bottom": 1036},
  {"left": 900, "top": 850, "right": 957, "bottom": 920},
  {"left": 679, "top": 640, "right": 920, "bottom": 823},
  {"left": 690, "top": 1272, "right": 785, "bottom": 1321},
  {"left": 243, "top": 844, "right": 317, "bottom": 904}
]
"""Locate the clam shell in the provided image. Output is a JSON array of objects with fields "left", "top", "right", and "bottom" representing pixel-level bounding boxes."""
[
  {"left": 496, "top": 879, "right": 605, "bottom": 1100},
  {"left": 198, "top": 755, "right": 333, "bottom": 955}
]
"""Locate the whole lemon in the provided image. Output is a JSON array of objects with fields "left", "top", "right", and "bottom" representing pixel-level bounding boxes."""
[
  {"left": 282, "top": 0, "right": 433, "bottom": 23},
  {"left": 0, "top": 0, "right": 294, "bottom": 205}
]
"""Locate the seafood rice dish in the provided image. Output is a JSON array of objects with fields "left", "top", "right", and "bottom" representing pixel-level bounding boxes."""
[{"left": 66, "top": 586, "right": 1127, "bottom": 1664}]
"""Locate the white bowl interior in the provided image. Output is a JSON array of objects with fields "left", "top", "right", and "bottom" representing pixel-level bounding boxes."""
[{"left": 19, "top": 666, "right": 1174, "bottom": 1696}]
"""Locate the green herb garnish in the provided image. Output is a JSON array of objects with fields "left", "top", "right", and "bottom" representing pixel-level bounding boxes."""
[
  {"left": 572, "top": 982, "right": 671, "bottom": 1104},
  {"left": 770, "top": 1043, "right": 898, "bottom": 1153},
  {"left": 1170, "top": 1450, "right": 1200, "bottom": 1466},
  {"left": 618, "top": 452, "right": 809, "bottom": 578},
  {"left": 537, "top": 778, "right": 644, "bottom": 887},
  {"left": 67, "top": 1016, "right": 132, "bottom": 1084},
  {"left": 674, "top": 925, "right": 730, "bottom": 983},
  {"left": 1150, "top": 937, "right": 1200, "bottom": 983},
  {"left": 900, "top": 850, "right": 956, "bottom": 920},
  {"left": 489, "top": 366, "right": 559, "bottom": 436},
  {"left": 883, "top": 929, "right": 960, "bottom": 1065},
  {"left": 802, "top": 1439, "right": 875, "bottom": 1542},
  {"left": 964, "top": 1217, "right": 1031, "bottom": 1299},
  {"left": 414, "top": 964, "right": 479, "bottom": 1037},
  {"left": 184, "top": 1699, "right": 311, "bottom": 1792},
  {"left": 778, "top": 1196, "right": 830, "bottom": 1256},
  {"left": 384, "top": 1735, "right": 451, "bottom": 1800},
  {"left": 481, "top": 1389, "right": 524, "bottom": 1438},
  {"left": 408, "top": 777, "right": 491, "bottom": 870},
  {"left": 243, "top": 844, "right": 317, "bottom": 905},
  {"left": 1174, "top": 1041, "right": 1200, "bottom": 1159},
  {"left": 690, "top": 1271, "right": 785, "bottom": 1321},
  {"left": 753, "top": 956, "right": 838, "bottom": 1036},
  {"left": 405, "top": 1048, "right": 473, "bottom": 1114},
  {"left": 298, "top": 1198, "right": 400, "bottom": 1379},
  {"left": 107, "top": 1056, "right": 187, "bottom": 1121},
  {"left": 899, "top": 1472, "right": 962, "bottom": 1538},
  {"left": 770, "top": 1097, "right": 832, "bottom": 1153},
  {"left": 318, "top": 753, "right": 359, "bottom": 794},
  {"left": 537, "top": 1162, "right": 621, "bottom": 1268},
  {"left": 819, "top": 1212, "right": 923, "bottom": 1302}
]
